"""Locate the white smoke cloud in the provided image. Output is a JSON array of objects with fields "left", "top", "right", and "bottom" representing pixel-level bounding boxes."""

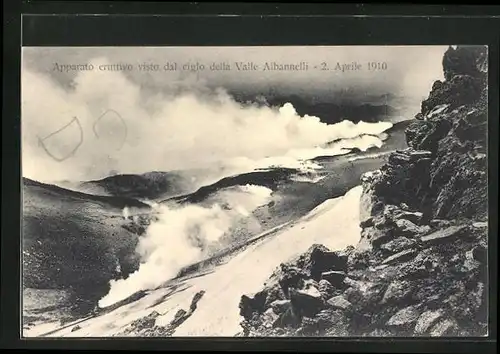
[
  {"left": 99, "top": 184, "right": 272, "bottom": 307},
  {"left": 22, "top": 57, "right": 393, "bottom": 185}
]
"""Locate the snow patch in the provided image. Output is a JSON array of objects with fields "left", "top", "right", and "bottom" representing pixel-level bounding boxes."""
[{"left": 31, "top": 186, "right": 362, "bottom": 337}]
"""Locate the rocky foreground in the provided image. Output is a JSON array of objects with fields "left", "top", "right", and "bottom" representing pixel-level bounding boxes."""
[{"left": 238, "top": 45, "right": 489, "bottom": 337}]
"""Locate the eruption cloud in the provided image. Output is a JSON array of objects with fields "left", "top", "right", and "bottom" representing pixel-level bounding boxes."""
[
  {"left": 22, "top": 57, "right": 392, "bottom": 186},
  {"left": 99, "top": 184, "right": 272, "bottom": 307}
]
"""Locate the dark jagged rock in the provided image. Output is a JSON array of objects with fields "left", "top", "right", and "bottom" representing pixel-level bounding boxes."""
[
  {"left": 170, "top": 309, "right": 189, "bottom": 327},
  {"left": 344, "top": 278, "right": 388, "bottom": 308},
  {"left": 360, "top": 217, "right": 374, "bottom": 228},
  {"left": 453, "top": 108, "right": 488, "bottom": 144},
  {"left": 381, "top": 249, "right": 418, "bottom": 265},
  {"left": 386, "top": 306, "right": 420, "bottom": 328},
  {"left": 406, "top": 118, "right": 453, "bottom": 153},
  {"left": 429, "top": 318, "right": 460, "bottom": 337},
  {"left": 442, "top": 45, "right": 488, "bottom": 81},
  {"left": 262, "top": 283, "right": 286, "bottom": 308},
  {"left": 321, "top": 271, "right": 346, "bottom": 287},
  {"left": 380, "top": 237, "right": 417, "bottom": 255},
  {"left": 289, "top": 286, "right": 325, "bottom": 318},
  {"left": 120, "top": 291, "right": 207, "bottom": 337},
  {"left": 277, "top": 265, "right": 307, "bottom": 297},
  {"left": 471, "top": 245, "right": 487, "bottom": 264},
  {"left": 397, "top": 211, "right": 424, "bottom": 225},
  {"left": 321, "top": 309, "right": 351, "bottom": 336},
  {"left": 123, "top": 310, "right": 161, "bottom": 335},
  {"left": 239, "top": 291, "right": 267, "bottom": 319},
  {"left": 395, "top": 219, "right": 431, "bottom": 238},
  {"left": 326, "top": 295, "right": 352, "bottom": 311},
  {"left": 420, "top": 225, "right": 469, "bottom": 245},
  {"left": 299, "top": 244, "right": 348, "bottom": 279},
  {"left": 270, "top": 299, "right": 291, "bottom": 315},
  {"left": 421, "top": 75, "right": 483, "bottom": 116},
  {"left": 318, "top": 279, "right": 335, "bottom": 299},
  {"left": 121, "top": 222, "right": 147, "bottom": 236},
  {"left": 430, "top": 219, "right": 452, "bottom": 228},
  {"left": 380, "top": 280, "right": 415, "bottom": 305},
  {"left": 362, "top": 148, "right": 434, "bottom": 212},
  {"left": 190, "top": 290, "right": 205, "bottom": 312},
  {"left": 414, "top": 309, "right": 444, "bottom": 335},
  {"left": 404, "top": 46, "right": 487, "bottom": 221},
  {"left": 260, "top": 308, "right": 281, "bottom": 329}
]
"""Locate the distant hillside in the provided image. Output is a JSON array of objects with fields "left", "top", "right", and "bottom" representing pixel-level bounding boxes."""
[
  {"left": 24, "top": 178, "right": 151, "bottom": 209},
  {"left": 231, "top": 92, "right": 399, "bottom": 124},
  {"left": 22, "top": 177, "right": 152, "bottom": 315},
  {"left": 162, "top": 168, "right": 298, "bottom": 205},
  {"left": 79, "top": 171, "right": 191, "bottom": 201}
]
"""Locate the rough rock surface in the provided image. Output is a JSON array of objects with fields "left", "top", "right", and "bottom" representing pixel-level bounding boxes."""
[
  {"left": 115, "top": 290, "right": 206, "bottom": 337},
  {"left": 406, "top": 45, "right": 488, "bottom": 221},
  {"left": 237, "top": 45, "right": 488, "bottom": 337}
]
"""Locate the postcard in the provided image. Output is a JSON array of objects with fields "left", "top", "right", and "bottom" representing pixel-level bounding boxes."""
[{"left": 21, "top": 45, "right": 488, "bottom": 337}]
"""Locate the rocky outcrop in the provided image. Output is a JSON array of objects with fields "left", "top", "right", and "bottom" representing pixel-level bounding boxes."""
[
  {"left": 238, "top": 45, "right": 488, "bottom": 337},
  {"left": 238, "top": 244, "right": 353, "bottom": 337},
  {"left": 113, "top": 290, "right": 206, "bottom": 337},
  {"left": 407, "top": 45, "right": 488, "bottom": 221},
  {"left": 366, "top": 45, "right": 488, "bottom": 223},
  {"left": 441, "top": 45, "right": 488, "bottom": 82},
  {"left": 121, "top": 214, "right": 153, "bottom": 236},
  {"left": 238, "top": 218, "right": 487, "bottom": 337}
]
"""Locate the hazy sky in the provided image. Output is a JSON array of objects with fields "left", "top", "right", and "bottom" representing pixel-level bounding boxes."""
[{"left": 22, "top": 46, "right": 448, "bottom": 101}]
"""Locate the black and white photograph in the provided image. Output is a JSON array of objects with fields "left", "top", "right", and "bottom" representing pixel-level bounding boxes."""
[{"left": 21, "top": 45, "right": 489, "bottom": 337}]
